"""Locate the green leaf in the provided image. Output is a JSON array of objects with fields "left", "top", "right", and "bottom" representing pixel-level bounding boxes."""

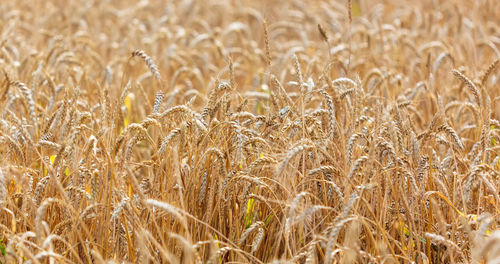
[
  {"left": 245, "top": 198, "right": 255, "bottom": 228},
  {"left": 0, "top": 238, "right": 6, "bottom": 256},
  {"left": 264, "top": 214, "right": 274, "bottom": 225}
]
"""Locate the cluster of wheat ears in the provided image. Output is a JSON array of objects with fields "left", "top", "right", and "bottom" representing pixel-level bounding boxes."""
[{"left": 0, "top": 0, "right": 499, "bottom": 263}]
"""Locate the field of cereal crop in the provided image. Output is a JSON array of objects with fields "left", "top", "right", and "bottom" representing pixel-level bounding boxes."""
[{"left": 0, "top": 0, "right": 499, "bottom": 263}]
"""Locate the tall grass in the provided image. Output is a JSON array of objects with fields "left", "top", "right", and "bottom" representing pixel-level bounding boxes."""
[{"left": 0, "top": 0, "right": 499, "bottom": 263}]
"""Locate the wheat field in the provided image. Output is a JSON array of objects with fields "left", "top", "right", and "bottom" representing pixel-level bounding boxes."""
[{"left": 0, "top": 0, "right": 499, "bottom": 263}]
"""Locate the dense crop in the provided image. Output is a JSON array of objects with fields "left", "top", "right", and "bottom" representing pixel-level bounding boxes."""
[{"left": 0, "top": 0, "right": 499, "bottom": 263}]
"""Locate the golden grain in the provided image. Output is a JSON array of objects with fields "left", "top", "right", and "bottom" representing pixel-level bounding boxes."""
[{"left": 0, "top": 1, "right": 498, "bottom": 263}]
